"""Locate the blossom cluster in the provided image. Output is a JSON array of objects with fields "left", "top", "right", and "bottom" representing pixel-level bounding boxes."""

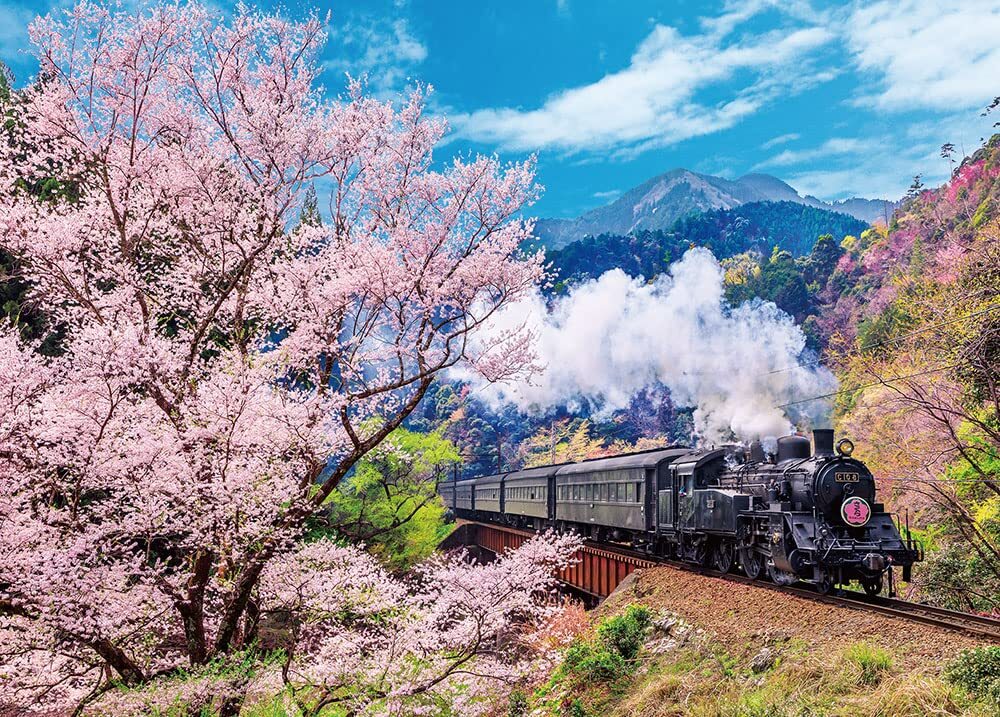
[{"left": 0, "top": 2, "right": 552, "bottom": 712}]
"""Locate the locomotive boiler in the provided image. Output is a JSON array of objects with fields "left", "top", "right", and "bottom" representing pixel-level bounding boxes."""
[{"left": 440, "top": 429, "right": 922, "bottom": 596}]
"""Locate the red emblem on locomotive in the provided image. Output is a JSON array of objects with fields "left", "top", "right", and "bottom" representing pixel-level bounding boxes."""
[{"left": 841, "top": 496, "right": 871, "bottom": 526}]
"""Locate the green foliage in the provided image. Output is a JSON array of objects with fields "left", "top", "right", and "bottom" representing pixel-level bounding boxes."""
[
  {"left": 507, "top": 689, "right": 529, "bottom": 717},
  {"left": 322, "top": 427, "right": 459, "bottom": 571},
  {"left": 559, "top": 640, "right": 628, "bottom": 682},
  {"left": 946, "top": 647, "right": 1000, "bottom": 707},
  {"left": 547, "top": 200, "right": 867, "bottom": 289},
  {"left": 297, "top": 183, "right": 322, "bottom": 228},
  {"left": 595, "top": 604, "right": 651, "bottom": 662},
  {"left": 555, "top": 604, "right": 652, "bottom": 688},
  {"left": 724, "top": 246, "right": 814, "bottom": 323},
  {"left": 854, "top": 302, "right": 913, "bottom": 355},
  {"left": 844, "top": 642, "right": 893, "bottom": 686},
  {"left": 972, "top": 197, "right": 992, "bottom": 228}
]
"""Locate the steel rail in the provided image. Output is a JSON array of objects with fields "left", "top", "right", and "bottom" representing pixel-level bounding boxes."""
[
  {"left": 589, "top": 539, "right": 1000, "bottom": 641},
  {"left": 460, "top": 521, "right": 1000, "bottom": 640}
]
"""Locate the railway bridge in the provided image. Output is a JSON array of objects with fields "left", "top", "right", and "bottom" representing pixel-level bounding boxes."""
[
  {"left": 441, "top": 521, "right": 654, "bottom": 599},
  {"left": 441, "top": 522, "right": 1000, "bottom": 641}
]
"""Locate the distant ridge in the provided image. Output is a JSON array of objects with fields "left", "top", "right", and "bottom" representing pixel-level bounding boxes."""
[{"left": 534, "top": 169, "right": 896, "bottom": 249}]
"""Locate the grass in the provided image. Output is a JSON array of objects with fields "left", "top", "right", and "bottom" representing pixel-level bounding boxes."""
[
  {"left": 550, "top": 628, "right": 993, "bottom": 717},
  {"left": 843, "top": 641, "right": 893, "bottom": 686}
]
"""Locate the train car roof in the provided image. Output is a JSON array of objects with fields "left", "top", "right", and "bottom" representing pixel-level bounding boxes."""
[
  {"left": 555, "top": 447, "right": 692, "bottom": 476},
  {"left": 469, "top": 472, "right": 505, "bottom": 485},
  {"left": 672, "top": 448, "right": 729, "bottom": 469},
  {"left": 504, "top": 463, "right": 571, "bottom": 481}
]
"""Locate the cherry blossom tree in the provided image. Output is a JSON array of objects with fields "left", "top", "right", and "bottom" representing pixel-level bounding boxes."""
[{"left": 0, "top": 2, "right": 570, "bottom": 712}]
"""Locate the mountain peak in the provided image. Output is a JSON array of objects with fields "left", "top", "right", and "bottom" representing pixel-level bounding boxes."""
[{"left": 533, "top": 170, "right": 896, "bottom": 249}]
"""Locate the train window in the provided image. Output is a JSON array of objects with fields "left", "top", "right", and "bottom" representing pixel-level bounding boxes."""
[
  {"left": 635, "top": 482, "right": 642, "bottom": 502},
  {"left": 625, "top": 483, "right": 634, "bottom": 502},
  {"left": 530, "top": 490, "right": 535, "bottom": 500},
  {"left": 617, "top": 483, "right": 626, "bottom": 501}
]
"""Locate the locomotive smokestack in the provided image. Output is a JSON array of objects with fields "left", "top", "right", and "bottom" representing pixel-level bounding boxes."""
[{"left": 813, "top": 429, "right": 835, "bottom": 456}]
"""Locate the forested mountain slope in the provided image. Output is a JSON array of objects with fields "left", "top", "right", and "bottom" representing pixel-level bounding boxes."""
[
  {"left": 548, "top": 200, "right": 867, "bottom": 289},
  {"left": 813, "top": 137, "right": 1000, "bottom": 611}
]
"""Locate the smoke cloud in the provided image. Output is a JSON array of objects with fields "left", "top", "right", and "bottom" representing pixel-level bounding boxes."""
[{"left": 460, "top": 248, "right": 836, "bottom": 442}]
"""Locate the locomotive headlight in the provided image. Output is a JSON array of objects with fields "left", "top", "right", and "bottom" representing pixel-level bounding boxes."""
[{"left": 836, "top": 438, "right": 855, "bottom": 456}]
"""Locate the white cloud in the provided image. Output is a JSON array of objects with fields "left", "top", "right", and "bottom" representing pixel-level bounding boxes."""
[
  {"left": 846, "top": 0, "right": 1000, "bottom": 111},
  {"left": 451, "top": 11, "right": 834, "bottom": 154},
  {"left": 760, "top": 132, "right": 800, "bottom": 150},
  {"left": 754, "top": 137, "right": 877, "bottom": 169},
  {"left": 592, "top": 189, "right": 621, "bottom": 201},
  {"left": 786, "top": 167, "right": 910, "bottom": 202},
  {"left": 780, "top": 107, "right": 996, "bottom": 200},
  {"left": 325, "top": 15, "right": 427, "bottom": 93}
]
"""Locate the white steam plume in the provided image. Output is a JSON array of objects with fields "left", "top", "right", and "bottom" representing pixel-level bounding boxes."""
[{"left": 459, "top": 248, "right": 836, "bottom": 442}]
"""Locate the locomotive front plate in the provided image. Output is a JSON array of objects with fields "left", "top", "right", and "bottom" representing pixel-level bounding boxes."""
[{"left": 834, "top": 472, "right": 860, "bottom": 483}]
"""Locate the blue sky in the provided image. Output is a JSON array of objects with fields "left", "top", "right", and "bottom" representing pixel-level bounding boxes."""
[{"left": 2, "top": 0, "right": 999, "bottom": 218}]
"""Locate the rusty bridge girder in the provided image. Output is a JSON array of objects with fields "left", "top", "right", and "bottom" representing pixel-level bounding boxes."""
[{"left": 441, "top": 521, "right": 655, "bottom": 599}]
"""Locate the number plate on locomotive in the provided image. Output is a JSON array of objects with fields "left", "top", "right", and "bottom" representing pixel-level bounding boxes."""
[{"left": 835, "top": 472, "right": 860, "bottom": 483}]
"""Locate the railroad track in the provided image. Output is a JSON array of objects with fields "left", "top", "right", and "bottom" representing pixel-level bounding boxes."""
[{"left": 584, "top": 539, "right": 1000, "bottom": 642}]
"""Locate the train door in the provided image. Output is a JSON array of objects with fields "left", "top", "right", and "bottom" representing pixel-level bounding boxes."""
[
  {"left": 677, "top": 467, "right": 697, "bottom": 530},
  {"left": 643, "top": 468, "right": 656, "bottom": 532},
  {"left": 656, "top": 465, "right": 674, "bottom": 529}
]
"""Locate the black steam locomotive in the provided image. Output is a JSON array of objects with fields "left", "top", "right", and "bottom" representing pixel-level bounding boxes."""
[{"left": 440, "top": 430, "right": 922, "bottom": 595}]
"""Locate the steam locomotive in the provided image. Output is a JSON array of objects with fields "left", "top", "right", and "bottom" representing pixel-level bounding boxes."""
[{"left": 440, "top": 429, "right": 922, "bottom": 596}]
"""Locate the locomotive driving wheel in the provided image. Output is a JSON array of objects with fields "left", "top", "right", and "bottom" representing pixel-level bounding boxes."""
[
  {"left": 767, "top": 562, "right": 798, "bottom": 586},
  {"left": 692, "top": 539, "right": 710, "bottom": 568},
  {"left": 739, "top": 546, "right": 763, "bottom": 579},
  {"left": 815, "top": 573, "right": 835, "bottom": 595},
  {"left": 861, "top": 575, "right": 883, "bottom": 596},
  {"left": 713, "top": 541, "right": 735, "bottom": 573}
]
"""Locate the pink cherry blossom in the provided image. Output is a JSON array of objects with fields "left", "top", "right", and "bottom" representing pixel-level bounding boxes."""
[{"left": 0, "top": 2, "right": 564, "bottom": 713}]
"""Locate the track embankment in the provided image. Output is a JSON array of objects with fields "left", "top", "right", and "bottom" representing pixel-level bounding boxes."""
[{"left": 602, "top": 566, "right": 986, "bottom": 669}]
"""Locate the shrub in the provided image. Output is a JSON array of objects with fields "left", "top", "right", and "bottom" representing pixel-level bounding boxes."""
[
  {"left": 507, "top": 689, "right": 528, "bottom": 717},
  {"left": 555, "top": 604, "right": 652, "bottom": 688},
  {"left": 844, "top": 642, "right": 893, "bottom": 686},
  {"left": 559, "top": 640, "right": 628, "bottom": 682},
  {"left": 596, "top": 604, "right": 652, "bottom": 662},
  {"left": 945, "top": 646, "right": 1000, "bottom": 707}
]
